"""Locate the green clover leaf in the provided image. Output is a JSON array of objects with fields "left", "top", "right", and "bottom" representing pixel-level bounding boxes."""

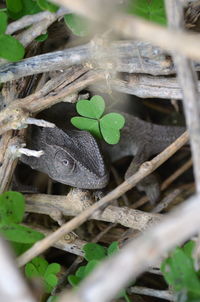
[
  {"left": 0, "top": 34, "right": 25, "bottom": 61},
  {"left": 0, "top": 191, "right": 25, "bottom": 225},
  {"left": 6, "top": 0, "right": 23, "bottom": 13},
  {"left": 107, "top": 241, "right": 119, "bottom": 256},
  {"left": 35, "top": 33, "right": 48, "bottom": 42},
  {"left": 100, "top": 113, "right": 125, "bottom": 144},
  {"left": 127, "top": 0, "right": 166, "bottom": 25},
  {"left": 71, "top": 117, "right": 101, "bottom": 138},
  {"left": 76, "top": 95, "right": 105, "bottom": 119},
  {"left": 83, "top": 242, "right": 107, "bottom": 261},
  {"left": 64, "top": 13, "right": 90, "bottom": 37},
  {"left": 0, "top": 12, "right": 7, "bottom": 34},
  {"left": 25, "top": 257, "right": 61, "bottom": 293},
  {"left": 0, "top": 224, "right": 44, "bottom": 243},
  {"left": 161, "top": 242, "right": 200, "bottom": 295},
  {"left": 71, "top": 95, "right": 125, "bottom": 145},
  {"left": 37, "top": 0, "right": 59, "bottom": 13}
]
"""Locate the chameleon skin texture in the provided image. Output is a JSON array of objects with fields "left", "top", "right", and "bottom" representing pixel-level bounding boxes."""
[
  {"left": 21, "top": 126, "right": 109, "bottom": 189},
  {"left": 21, "top": 103, "right": 185, "bottom": 202}
]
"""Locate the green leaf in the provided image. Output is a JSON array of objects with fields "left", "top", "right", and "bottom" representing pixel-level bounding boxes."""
[
  {"left": 0, "top": 224, "right": 44, "bottom": 243},
  {"left": 26, "top": 257, "right": 60, "bottom": 293},
  {"left": 64, "top": 13, "right": 90, "bottom": 37},
  {"left": 31, "top": 257, "right": 48, "bottom": 275},
  {"left": 127, "top": 0, "right": 166, "bottom": 25},
  {"left": 11, "top": 242, "right": 32, "bottom": 256},
  {"left": 68, "top": 275, "right": 81, "bottom": 287},
  {"left": 8, "top": 0, "right": 41, "bottom": 20},
  {"left": 107, "top": 241, "right": 119, "bottom": 256},
  {"left": 84, "top": 260, "right": 99, "bottom": 276},
  {"left": 0, "top": 191, "right": 25, "bottom": 224},
  {"left": 37, "top": 0, "right": 59, "bottom": 13},
  {"left": 25, "top": 262, "right": 40, "bottom": 278},
  {"left": 71, "top": 117, "right": 102, "bottom": 138},
  {"left": 75, "top": 265, "right": 86, "bottom": 279},
  {"left": 83, "top": 243, "right": 107, "bottom": 261},
  {"left": 45, "top": 274, "right": 58, "bottom": 287},
  {"left": 45, "top": 263, "right": 61, "bottom": 276},
  {"left": 161, "top": 247, "right": 200, "bottom": 294},
  {"left": 0, "top": 34, "right": 24, "bottom": 61},
  {"left": 6, "top": 0, "right": 22, "bottom": 13},
  {"left": 76, "top": 96, "right": 105, "bottom": 119},
  {"left": 183, "top": 241, "right": 195, "bottom": 259},
  {"left": 100, "top": 113, "right": 125, "bottom": 145},
  {"left": 0, "top": 12, "right": 7, "bottom": 34},
  {"left": 35, "top": 33, "right": 48, "bottom": 42},
  {"left": 25, "top": 257, "right": 48, "bottom": 279}
]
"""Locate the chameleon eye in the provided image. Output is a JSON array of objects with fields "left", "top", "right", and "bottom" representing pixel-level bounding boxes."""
[{"left": 62, "top": 159, "right": 69, "bottom": 166}]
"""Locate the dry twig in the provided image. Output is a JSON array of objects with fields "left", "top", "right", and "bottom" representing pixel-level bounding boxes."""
[{"left": 165, "top": 0, "right": 200, "bottom": 192}]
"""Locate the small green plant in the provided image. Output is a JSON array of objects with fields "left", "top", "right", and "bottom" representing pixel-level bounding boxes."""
[
  {"left": 0, "top": 11, "right": 24, "bottom": 61},
  {"left": 0, "top": 191, "right": 44, "bottom": 247},
  {"left": 64, "top": 13, "right": 91, "bottom": 37},
  {"left": 127, "top": 0, "right": 166, "bottom": 25},
  {"left": 0, "top": 0, "right": 59, "bottom": 61},
  {"left": 68, "top": 242, "right": 131, "bottom": 302},
  {"left": 71, "top": 95, "right": 125, "bottom": 144},
  {"left": 25, "top": 256, "right": 61, "bottom": 293},
  {"left": 161, "top": 241, "right": 200, "bottom": 301}
]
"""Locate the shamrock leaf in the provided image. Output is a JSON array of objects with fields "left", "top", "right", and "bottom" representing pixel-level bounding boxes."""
[
  {"left": 0, "top": 191, "right": 25, "bottom": 225},
  {"left": 71, "top": 95, "right": 125, "bottom": 145},
  {"left": 37, "top": 0, "right": 59, "bottom": 13},
  {"left": 161, "top": 244, "right": 200, "bottom": 294},
  {"left": 0, "top": 12, "right": 7, "bottom": 34},
  {"left": 100, "top": 113, "right": 125, "bottom": 144},
  {"left": 25, "top": 257, "right": 61, "bottom": 293},
  {"left": 127, "top": 0, "right": 166, "bottom": 25},
  {"left": 71, "top": 117, "right": 101, "bottom": 138},
  {"left": 0, "top": 224, "right": 44, "bottom": 243},
  {"left": 0, "top": 34, "right": 24, "bottom": 61},
  {"left": 6, "top": 0, "right": 22, "bottom": 13},
  {"left": 64, "top": 13, "right": 90, "bottom": 37},
  {"left": 76, "top": 95, "right": 105, "bottom": 119},
  {"left": 83, "top": 243, "right": 106, "bottom": 261},
  {"left": 107, "top": 241, "right": 119, "bottom": 256}
]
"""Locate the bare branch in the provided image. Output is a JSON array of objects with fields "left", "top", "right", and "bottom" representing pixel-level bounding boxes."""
[
  {"left": 112, "top": 14, "right": 200, "bottom": 61},
  {"left": 165, "top": 0, "right": 200, "bottom": 192},
  {"left": 24, "top": 191, "right": 162, "bottom": 230}
]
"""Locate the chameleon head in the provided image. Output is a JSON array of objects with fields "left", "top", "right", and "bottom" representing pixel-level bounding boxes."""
[{"left": 21, "top": 127, "right": 109, "bottom": 189}]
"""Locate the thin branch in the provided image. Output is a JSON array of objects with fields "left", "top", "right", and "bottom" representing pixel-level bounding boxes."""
[
  {"left": 6, "top": 8, "right": 71, "bottom": 35},
  {"left": 0, "top": 134, "right": 21, "bottom": 193},
  {"left": 0, "top": 66, "right": 104, "bottom": 135},
  {"left": 112, "top": 14, "right": 200, "bottom": 61},
  {"left": 0, "top": 41, "right": 171, "bottom": 83},
  {"left": 24, "top": 191, "right": 162, "bottom": 230},
  {"left": 128, "top": 286, "right": 175, "bottom": 301},
  {"left": 165, "top": 0, "right": 200, "bottom": 192},
  {"left": 17, "top": 131, "right": 188, "bottom": 267}
]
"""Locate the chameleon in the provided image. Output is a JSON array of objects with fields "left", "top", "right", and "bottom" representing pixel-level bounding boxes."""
[{"left": 20, "top": 103, "right": 185, "bottom": 203}]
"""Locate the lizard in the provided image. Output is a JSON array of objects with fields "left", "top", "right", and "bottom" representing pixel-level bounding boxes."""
[{"left": 20, "top": 103, "right": 185, "bottom": 203}]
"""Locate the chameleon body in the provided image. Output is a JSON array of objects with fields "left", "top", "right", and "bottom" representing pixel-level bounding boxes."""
[{"left": 21, "top": 107, "right": 185, "bottom": 202}]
